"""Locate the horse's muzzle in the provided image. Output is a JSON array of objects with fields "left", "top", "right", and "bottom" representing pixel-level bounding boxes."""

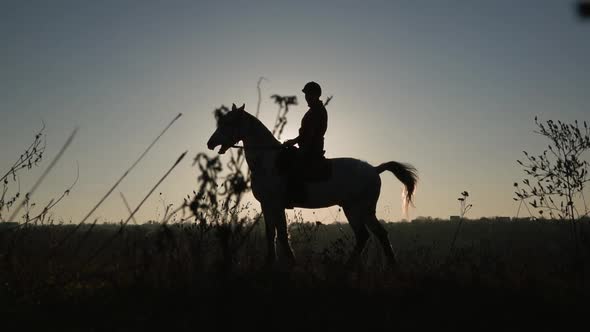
[
  {"left": 207, "top": 136, "right": 219, "bottom": 151},
  {"left": 207, "top": 138, "right": 229, "bottom": 154}
]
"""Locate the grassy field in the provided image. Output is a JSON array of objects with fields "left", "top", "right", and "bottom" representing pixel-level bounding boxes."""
[{"left": 0, "top": 218, "right": 589, "bottom": 331}]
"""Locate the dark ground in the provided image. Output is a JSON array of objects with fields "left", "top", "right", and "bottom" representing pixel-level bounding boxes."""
[{"left": 0, "top": 219, "right": 588, "bottom": 331}]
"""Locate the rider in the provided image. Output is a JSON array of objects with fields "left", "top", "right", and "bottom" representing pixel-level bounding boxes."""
[
  {"left": 283, "top": 81, "right": 328, "bottom": 163},
  {"left": 281, "top": 81, "right": 328, "bottom": 205}
]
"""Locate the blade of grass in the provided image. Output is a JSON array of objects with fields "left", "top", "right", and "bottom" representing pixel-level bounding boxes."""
[
  {"left": 77, "top": 113, "right": 182, "bottom": 226},
  {"left": 49, "top": 113, "right": 182, "bottom": 252},
  {"left": 119, "top": 192, "right": 137, "bottom": 225}
]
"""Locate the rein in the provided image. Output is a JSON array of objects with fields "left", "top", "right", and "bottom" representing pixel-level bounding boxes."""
[{"left": 231, "top": 144, "right": 283, "bottom": 150}]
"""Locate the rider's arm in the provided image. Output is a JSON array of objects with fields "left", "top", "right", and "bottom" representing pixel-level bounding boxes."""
[{"left": 284, "top": 136, "right": 300, "bottom": 146}]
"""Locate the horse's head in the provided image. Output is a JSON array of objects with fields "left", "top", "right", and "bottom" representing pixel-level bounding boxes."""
[{"left": 207, "top": 103, "right": 247, "bottom": 154}]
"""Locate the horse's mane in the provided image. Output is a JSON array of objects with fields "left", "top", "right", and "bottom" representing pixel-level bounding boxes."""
[{"left": 243, "top": 111, "right": 281, "bottom": 146}]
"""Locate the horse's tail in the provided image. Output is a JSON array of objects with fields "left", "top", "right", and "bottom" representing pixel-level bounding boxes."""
[{"left": 375, "top": 161, "right": 418, "bottom": 214}]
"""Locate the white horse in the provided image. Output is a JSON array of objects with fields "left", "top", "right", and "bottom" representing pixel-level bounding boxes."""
[{"left": 207, "top": 104, "right": 418, "bottom": 267}]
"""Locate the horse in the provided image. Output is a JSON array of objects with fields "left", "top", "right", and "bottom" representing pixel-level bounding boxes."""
[{"left": 207, "top": 103, "right": 418, "bottom": 267}]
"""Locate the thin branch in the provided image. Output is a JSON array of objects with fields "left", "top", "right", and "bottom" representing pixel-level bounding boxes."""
[
  {"left": 8, "top": 128, "right": 78, "bottom": 223},
  {"left": 255, "top": 77, "right": 268, "bottom": 118},
  {"left": 28, "top": 161, "right": 80, "bottom": 224},
  {"left": 0, "top": 121, "right": 46, "bottom": 183}
]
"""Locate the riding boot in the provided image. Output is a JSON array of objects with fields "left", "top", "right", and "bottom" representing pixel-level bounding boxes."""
[{"left": 285, "top": 173, "right": 305, "bottom": 208}]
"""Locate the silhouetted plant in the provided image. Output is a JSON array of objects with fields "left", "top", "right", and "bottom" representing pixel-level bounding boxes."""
[
  {"left": 28, "top": 163, "right": 79, "bottom": 225},
  {"left": 449, "top": 191, "right": 472, "bottom": 256},
  {"left": 514, "top": 117, "right": 590, "bottom": 275},
  {"left": 514, "top": 118, "right": 590, "bottom": 221},
  {"left": 0, "top": 125, "right": 81, "bottom": 229},
  {"left": 190, "top": 152, "right": 223, "bottom": 226},
  {"left": 0, "top": 123, "right": 46, "bottom": 221},
  {"left": 270, "top": 94, "right": 297, "bottom": 137},
  {"left": 458, "top": 191, "right": 473, "bottom": 218}
]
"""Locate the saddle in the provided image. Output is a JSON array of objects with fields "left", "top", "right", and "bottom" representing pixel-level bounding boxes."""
[
  {"left": 276, "top": 146, "right": 332, "bottom": 181},
  {"left": 275, "top": 146, "right": 333, "bottom": 207}
]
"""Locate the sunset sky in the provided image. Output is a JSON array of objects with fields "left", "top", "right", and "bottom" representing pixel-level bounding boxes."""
[{"left": 1, "top": 1, "right": 589, "bottom": 223}]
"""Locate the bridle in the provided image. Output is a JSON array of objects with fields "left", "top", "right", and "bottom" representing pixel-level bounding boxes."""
[
  {"left": 230, "top": 144, "right": 283, "bottom": 150},
  {"left": 216, "top": 127, "right": 282, "bottom": 151}
]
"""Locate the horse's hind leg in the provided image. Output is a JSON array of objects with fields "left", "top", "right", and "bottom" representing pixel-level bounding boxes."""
[
  {"left": 365, "top": 215, "right": 397, "bottom": 267},
  {"left": 343, "top": 206, "right": 370, "bottom": 266}
]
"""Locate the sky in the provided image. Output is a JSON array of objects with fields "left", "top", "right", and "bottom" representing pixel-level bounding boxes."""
[{"left": 1, "top": 0, "right": 589, "bottom": 223}]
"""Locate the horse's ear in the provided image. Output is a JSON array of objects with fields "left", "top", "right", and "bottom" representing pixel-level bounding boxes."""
[
  {"left": 231, "top": 103, "right": 237, "bottom": 111},
  {"left": 240, "top": 103, "right": 245, "bottom": 111}
]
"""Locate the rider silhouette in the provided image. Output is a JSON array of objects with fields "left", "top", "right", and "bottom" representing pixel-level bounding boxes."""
[
  {"left": 281, "top": 81, "right": 328, "bottom": 206},
  {"left": 283, "top": 81, "right": 328, "bottom": 162}
]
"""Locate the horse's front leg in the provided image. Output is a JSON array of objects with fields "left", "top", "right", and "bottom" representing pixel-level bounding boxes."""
[
  {"left": 262, "top": 204, "right": 295, "bottom": 266},
  {"left": 262, "top": 207, "right": 277, "bottom": 266}
]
